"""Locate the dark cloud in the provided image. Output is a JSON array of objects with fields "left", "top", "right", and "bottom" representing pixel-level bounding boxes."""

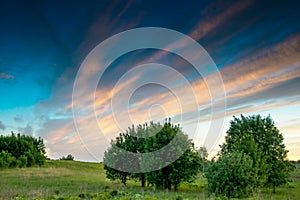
[
  {"left": 14, "top": 115, "right": 24, "bottom": 123},
  {"left": 19, "top": 124, "right": 33, "bottom": 136},
  {"left": 0, "top": 120, "right": 5, "bottom": 130}
]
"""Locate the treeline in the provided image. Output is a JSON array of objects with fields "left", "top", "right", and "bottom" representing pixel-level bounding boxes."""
[
  {"left": 103, "top": 119, "right": 203, "bottom": 191},
  {"left": 0, "top": 132, "right": 46, "bottom": 168}
]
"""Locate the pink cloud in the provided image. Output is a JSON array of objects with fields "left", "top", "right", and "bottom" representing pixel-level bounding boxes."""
[{"left": 0, "top": 72, "right": 14, "bottom": 80}]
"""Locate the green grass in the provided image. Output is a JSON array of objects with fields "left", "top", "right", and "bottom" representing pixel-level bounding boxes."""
[{"left": 0, "top": 160, "right": 299, "bottom": 199}]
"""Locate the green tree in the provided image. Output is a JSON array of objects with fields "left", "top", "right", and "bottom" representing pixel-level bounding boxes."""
[
  {"left": 144, "top": 120, "right": 201, "bottom": 190},
  {"left": 220, "top": 114, "right": 293, "bottom": 193},
  {"left": 205, "top": 151, "right": 255, "bottom": 198},
  {"left": 0, "top": 132, "right": 46, "bottom": 168},
  {"left": 103, "top": 119, "right": 202, "bottom": 190}
]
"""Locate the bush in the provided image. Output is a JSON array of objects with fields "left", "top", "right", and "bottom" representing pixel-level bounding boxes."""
[
  {"left": 19, "top": 155, "right": 27, "bottom": 167},
  {"left": 110, "top": 190, "right": 118, "bottom": 197},
  {"left": 0, "top": 133, "right": 46, "bottom": 168},
  {"left": 25, "top": 152, "right": 35, "bottom": 167},
  {"left": 0, "top": 150, "right": 13, "bottom": 168},
  {"left": 205, "top": 151, "right": 255, "bottom": 198}
]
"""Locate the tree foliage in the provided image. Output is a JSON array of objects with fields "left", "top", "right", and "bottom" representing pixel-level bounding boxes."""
[
  {"left": 206, "top": 114, "right": 294, "bottom": 198},
  {"left": 103, "top": 119, "right": 202, "bottom": 190},
  {"left": 205, "top": 151, "right": 255, "bottom": 198},
  {"left": 198, "top": 146, "right": 208, "bottom": 162},
  {"left": 0, "top": 132, "right": 46, "bottom": 168}
]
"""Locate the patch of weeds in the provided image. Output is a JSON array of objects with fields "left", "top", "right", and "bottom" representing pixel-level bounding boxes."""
[
  {"left": 104, "top": 185, "right": 110, "bottom": 190},
  {"left": 286, "top": 182, "right": 296, "bottom": 188},
  {"left": 110, "top": 189, "right": 118, "bottom": 197},
  {"left": 175, "top": 195, "right": 183, "bottom": 200},
  {"left": 100, "top": 191, "right": 111, "bottom": 200},
  {"left": 144, "top": 195, "right": 158, "bottom": 200}
]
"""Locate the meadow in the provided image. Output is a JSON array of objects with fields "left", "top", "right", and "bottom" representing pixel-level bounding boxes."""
[{"left": 0, "top": 160, "right": 299, "bottom": 199}]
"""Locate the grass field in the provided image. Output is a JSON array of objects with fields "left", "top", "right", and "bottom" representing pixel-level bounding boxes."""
[{"left": 0, "top": 160, "right": 299, "bottom": 199}]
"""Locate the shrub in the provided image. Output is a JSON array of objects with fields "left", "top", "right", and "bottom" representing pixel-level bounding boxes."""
[
  {"left": 205, "top": 151, "right": 255, "bottom": 198},
  {"left": 0, "top": 133, "right": 46, "bottom": 168},
  {"left": 110, "top": 190, "right": 118, "bottom": 197},
  {"left": 0, "top": 150, "right": 13, "bottom": 168}
]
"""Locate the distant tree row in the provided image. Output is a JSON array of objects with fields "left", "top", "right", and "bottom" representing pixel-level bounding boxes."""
[
  {"left": 205, "top": 115, "right": 295, "bottom": 198},
  {"left": 0, "top": 132, "right": 46, "bottom": 168},
  {"left": 103, "top": 119, "right": 203, "bottom": 191},
  {"left": 60, "top": 154, "right": 74, "bottom": 161}
]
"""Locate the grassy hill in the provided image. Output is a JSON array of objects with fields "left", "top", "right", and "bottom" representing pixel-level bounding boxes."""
[{"left": 0, "top": 160, "right": 299, "bottom": 199}]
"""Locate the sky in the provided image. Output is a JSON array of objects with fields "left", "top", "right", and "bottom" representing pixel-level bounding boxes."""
[{"left": 0, "top": 0, "right": 299, "bottom": 162}]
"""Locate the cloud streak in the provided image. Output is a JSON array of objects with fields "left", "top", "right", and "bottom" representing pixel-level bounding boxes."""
[
  {"left": 0, "top": 120, "right": 6, "bottom": 130},
  {"left": 0, "top": 72, "right": 14, "bottom": 80}
]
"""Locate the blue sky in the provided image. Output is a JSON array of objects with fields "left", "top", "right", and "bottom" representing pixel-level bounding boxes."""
[{"left": 0, "top": 0, "right": 300, "bottom": 161}]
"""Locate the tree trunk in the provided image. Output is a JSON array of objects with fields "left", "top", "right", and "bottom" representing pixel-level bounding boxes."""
[
  {"left": 167, "top": 181, "right": 171, "bottom": 191},
  {"left": 141, "top": 174, "right": 146, "bottom": 187},
  {"left": 273, "top": 184, "right": 276, "bottom": 193},
  {"left": 227, "top": 190, "right": 231, "bottom": 199},
  {"left": 122, "top": 175, "right": 127, "bottom": 185},
  {"left": 163, "top": 179, "right": 171, "bottom": 190},
  {"left": 174, "top": 184, "right": 178, "bottom": 191}
]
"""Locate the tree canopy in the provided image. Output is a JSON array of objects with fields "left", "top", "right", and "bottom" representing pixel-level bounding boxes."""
[
  {"left": 103, "top": 119, "right": 202, "bottom": 190},
  {"left": 206, "top": 114, "right": 294, "bottom": 198}
]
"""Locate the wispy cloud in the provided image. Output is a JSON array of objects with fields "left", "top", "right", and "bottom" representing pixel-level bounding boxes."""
[
  {"left": 0, "top": 72, "right": 14, "bottom": 80},
  {"left": 0, "top": 120, "right": 6, "bottom": 130},
  {"left": 190, "top": 0, "right": 253, "bottom": 40},
  {"left": 76, "top": 0, "right": 141, "bottom": 61}
]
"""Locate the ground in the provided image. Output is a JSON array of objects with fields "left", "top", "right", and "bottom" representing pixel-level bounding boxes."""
[{"left": 0, "top": 160, "right": 299, "bottom": 199}]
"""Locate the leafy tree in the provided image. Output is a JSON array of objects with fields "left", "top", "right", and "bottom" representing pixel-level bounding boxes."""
[
  {"left": 103, "top": 119, "right": 202, "bottom": 190},
  {"left": 205, "top": 151, "right": 255, "bottom": 198},
  {"left": 144, "top": 120, "right": 201, "bottom": 190},
  {"left": 220, "top": 115, "right": 293, "bottom": 193}
]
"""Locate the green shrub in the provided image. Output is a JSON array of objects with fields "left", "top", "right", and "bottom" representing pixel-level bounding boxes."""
[
  {"left": 100, "top": 192, "right": 111, "bottom": 200},
  {"left": 19, "top": 155, "right": 27, "bottom": 167},
  {"left": 175, "top": 195, "right": 183, "bottom": 200},
  {"left": 110, "top": 189, "right": 118, "bottom": 197},
  {"left": 0, "top": 150, "right": 13, "bottom": 168},
  {"left": 0, "top": 133, "right": 46, "bottom": 168}
]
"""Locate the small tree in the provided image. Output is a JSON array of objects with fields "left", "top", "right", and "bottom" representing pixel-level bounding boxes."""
[
  {"left": 220, "top": 114, "right": 294, "bottom": 193},
  {"left": 205, "top": 151, "right": 255, "bottom": 198}
]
